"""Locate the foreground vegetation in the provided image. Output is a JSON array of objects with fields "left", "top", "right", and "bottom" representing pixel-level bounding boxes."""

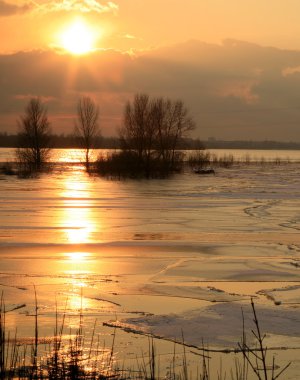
[{"left": 0, "top": 294, "right": 292, "bottom": 380}]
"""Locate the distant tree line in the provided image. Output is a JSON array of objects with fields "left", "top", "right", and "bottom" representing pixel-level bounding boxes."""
[
  {"left": 2, "top": 134, "right": 300, "bottom": 151},
  {"left": 0, "top": 133, "right": 202, "bottom": 150},
  {"left": 203, "top": 139, "right": 300, "bottom": 150},
  {"left": 0, "top": 132, "right": 113, "bottom": 149}
]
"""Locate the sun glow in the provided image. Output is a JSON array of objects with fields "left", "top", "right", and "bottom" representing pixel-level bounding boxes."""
[{"left": 60, "top": 19, "right": 97, "bottom": 55}]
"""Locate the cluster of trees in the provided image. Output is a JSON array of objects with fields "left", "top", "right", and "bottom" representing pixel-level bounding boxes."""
[
  {"left": 14, "top": 93, "right": 196, "bottom": 178},
  {"left": 118, "top": 94, "right": 195, "bottom": 177}
]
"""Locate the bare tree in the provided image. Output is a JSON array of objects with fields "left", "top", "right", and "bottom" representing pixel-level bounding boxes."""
[
  {"left": 75, "top": 96, "right": 100, "bottom": 170},
  {"left": 120, "top": 94, "right": 158, "bottom": 175},
  {"left": 119, "top": 93, "right": 195, "bottom": 177},
  {"left": 16, "top": 98, "right": 52, "bottom": 173},
  {"left": 154, "top": 98, "right": 195, "bottom": 168}
]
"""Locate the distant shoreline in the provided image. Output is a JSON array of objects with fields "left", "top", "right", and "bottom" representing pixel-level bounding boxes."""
[
  {"left": 203, "top": 139, "right": 300, "bottom": 150},
  {"left": 0, "top": 133, "right": 300, "bottom": 150}
]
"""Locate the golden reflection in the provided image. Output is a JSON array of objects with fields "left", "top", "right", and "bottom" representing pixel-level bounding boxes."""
[
  {"left": 69, "top": 292, "right": 90, "bottom": 312},
  {"left": 63, "top": 252, "right": 93, "bottom": 315},
  {"left": 60, "top": 173, "right": 98, "bottom": 244},
  {"left": 67, "top": 251, "right": 90, "bottom": 262},
  {"left": 63, "top": 251, "right": 92, "bottom": 279}
]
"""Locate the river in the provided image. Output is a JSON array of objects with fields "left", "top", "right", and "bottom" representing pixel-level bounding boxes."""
[{"left": 0, "top": 147, "right": 299, "bottom": 378}]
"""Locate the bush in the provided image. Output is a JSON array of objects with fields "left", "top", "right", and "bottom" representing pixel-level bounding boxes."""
[
  {"left": 188, "top": 150, "right": 236, "bottom": 169},
  {"left": 188, "top": 150, "right": 211, "bottom": 168},
  {"left": 0, "top": 162, "right": 15, "bottom": 176},
  {"left": 96, "top": 150, "right": 184, "bottom": 179}
]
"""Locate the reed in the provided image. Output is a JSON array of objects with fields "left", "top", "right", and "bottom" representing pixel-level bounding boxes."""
[
  {"left": 0, "top": 294, "right": 292, "bottom": 380},
  {"left": 187, "top": 150, "right": 296, "bottom": 171}
]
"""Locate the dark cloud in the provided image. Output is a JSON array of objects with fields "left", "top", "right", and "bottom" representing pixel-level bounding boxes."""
[
  {"left": 0, "top": 0, "right": 33, "bottom": 16},
  {"left": 1, "top": 40, "right": 300, "bottom": 140}
]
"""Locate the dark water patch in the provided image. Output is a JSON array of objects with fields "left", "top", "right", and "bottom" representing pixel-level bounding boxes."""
[
  {"left": 244, "top": 200, "right": 279, "bottom": 218},
  {"left": 280, "top": 218, "right": 300, "bottom": 231}
]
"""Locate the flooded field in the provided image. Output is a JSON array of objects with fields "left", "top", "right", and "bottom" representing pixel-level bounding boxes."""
[{"left": 0, "top": 148, "right": 300, "bottom": 378}]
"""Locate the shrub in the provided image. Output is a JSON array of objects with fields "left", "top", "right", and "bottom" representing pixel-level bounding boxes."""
[{"left": 96, "top": 150, "right": 184, "bottom": 179}]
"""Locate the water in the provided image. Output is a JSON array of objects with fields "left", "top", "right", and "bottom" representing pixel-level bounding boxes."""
[
  {"left": 1, "top": 147, "right": 300, "bottom": 164},
  {"left": 0, "top": 148, "right": 300, "bottom": 378}
]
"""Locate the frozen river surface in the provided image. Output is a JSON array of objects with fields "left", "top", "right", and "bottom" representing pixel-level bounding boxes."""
[{"left": 0, "top": 149, "right": 300, "bottom": 378}]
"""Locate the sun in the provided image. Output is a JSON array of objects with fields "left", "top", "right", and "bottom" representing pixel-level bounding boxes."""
[{"left": 60, "top": 19, "right": 96, "bottom": 55}]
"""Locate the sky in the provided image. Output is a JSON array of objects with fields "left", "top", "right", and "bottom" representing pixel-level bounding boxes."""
[{"left": 1, "top": 0, "right": 300, "bottom": 141}]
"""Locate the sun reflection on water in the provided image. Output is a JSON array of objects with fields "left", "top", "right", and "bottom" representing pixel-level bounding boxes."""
[
  {"left": 63, "top": 251, "right": 93, "bottom": 314},
  {"left": 68, "top": 292, "right": 90, "bottom": 313},
  {"left": 63, "top": 251, "right": 93, "bottom": 276},
  {"left": 60, "top": 172, "right": 98, "bottom": 244},
  {"left": 67, "top": 251, "right": 90, "bottom": 262}
]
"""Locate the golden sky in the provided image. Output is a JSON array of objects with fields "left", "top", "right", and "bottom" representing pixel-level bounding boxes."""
[
  {"left": 1, "top": 0, "right": 300, "bottom": 141},
  {"left": 2, "top": 0, "right": 300, "bottom": 53}
]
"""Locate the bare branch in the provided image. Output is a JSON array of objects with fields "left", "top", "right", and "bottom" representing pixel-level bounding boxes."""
[
  {"left": 16, "top": 98, "right": 52, "bottom": 173},
  {"left": 75, "top": 96, "right": 100, "bottom": 170}
]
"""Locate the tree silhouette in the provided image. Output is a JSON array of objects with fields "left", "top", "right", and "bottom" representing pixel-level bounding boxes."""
[
  {"left": 75, "top": 96, "right": 100, "bottom": 170},
  {"left": 119, "top": 93, "right": 195, "bottom": 177},
  {"left": 16, "top": 98, "right": 52, "bottom": 173}
]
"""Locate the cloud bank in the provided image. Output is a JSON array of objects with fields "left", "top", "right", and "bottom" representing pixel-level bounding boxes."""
[{"left": 1, "top": 40, "right": 300, "bottom": 141}]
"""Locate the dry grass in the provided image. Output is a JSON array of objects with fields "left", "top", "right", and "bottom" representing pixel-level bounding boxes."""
[{"left": 0, "top": 293, "right": 292, "bottom": 379}]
